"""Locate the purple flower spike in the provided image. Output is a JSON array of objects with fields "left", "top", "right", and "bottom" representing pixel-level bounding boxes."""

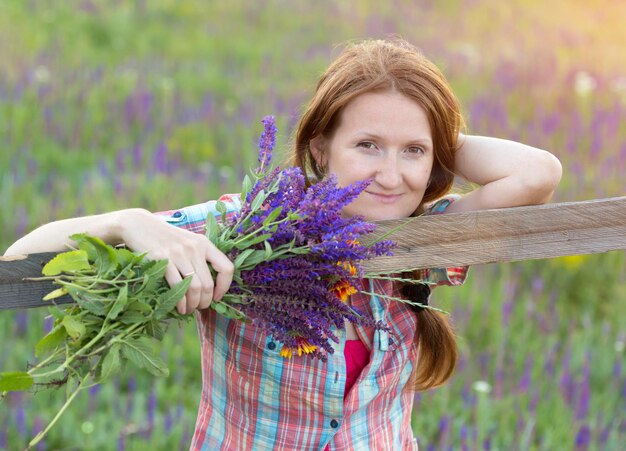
[
  {"left": 575, "top": 424, "right": 591, "bottom": 449},
  {"left": 256, "top": 115, "right": 277, "bottom": 174}
]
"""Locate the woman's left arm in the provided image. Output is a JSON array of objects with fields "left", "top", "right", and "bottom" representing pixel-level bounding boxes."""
[{"left": 444, "top": 134, "right": 563, "bottom": 214}]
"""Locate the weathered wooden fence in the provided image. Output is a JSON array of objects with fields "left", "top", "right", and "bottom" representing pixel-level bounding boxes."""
[{"left": 1, "top": 196, "right": 625, "bottom": 310}]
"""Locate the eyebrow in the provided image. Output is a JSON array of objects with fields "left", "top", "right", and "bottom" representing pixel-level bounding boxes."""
[{"left": 352, "top": 131, "right": 433, "bottom": 147}]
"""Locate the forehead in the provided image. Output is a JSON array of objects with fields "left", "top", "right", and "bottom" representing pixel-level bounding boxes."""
[{"left": 334, "top": 90, "right": 431, "bottom": 138}]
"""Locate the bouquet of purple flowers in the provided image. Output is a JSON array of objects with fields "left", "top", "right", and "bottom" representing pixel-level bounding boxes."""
[{"left": 206, "top": 116, "right": 395, "bottom": 360}]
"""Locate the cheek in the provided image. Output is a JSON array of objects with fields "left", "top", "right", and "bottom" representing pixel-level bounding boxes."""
[
  {"left": 407, "top": 166, "right": 432, "bottom": 190},
  {"left": 328, "top": 156, "right": 371, "bottom": 185}
]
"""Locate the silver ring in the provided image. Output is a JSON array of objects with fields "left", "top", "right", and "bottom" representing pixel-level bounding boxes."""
[{"left": 182, "top": 271, "right": 195, "bottom": 278}]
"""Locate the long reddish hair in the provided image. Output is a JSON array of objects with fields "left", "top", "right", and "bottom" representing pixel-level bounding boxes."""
[{"left": 290, "top": 39, "right": 464, "bottom": 390}]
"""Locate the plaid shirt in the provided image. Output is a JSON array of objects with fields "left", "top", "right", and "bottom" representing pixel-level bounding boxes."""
[{"left": 155, "top": 194, "right": 467, "bottom": 451}]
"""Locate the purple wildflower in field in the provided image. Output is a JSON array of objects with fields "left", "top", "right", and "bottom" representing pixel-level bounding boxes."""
[
  {"left": 215, "top": 116, "right": 395, "bottom": 360},
  {"left": 125, "top": 377, "right": 136, "bottom": 420},
  {"left": 256, "top": 115, "right": 277, "bottom": 174},
  {"left": 147, "top": 387, "right": 157, "bottom": 432},
  {"left": 15, "top": 311, "right": 27, "bottom": 336},
  {"left": 164, "top": 409, "right": 173, "bottom": 435},
  {"left": 117, "top": 434, "right": 125, "bottom": 451},
  {"left": 43, "top": 315, "right": 54, "bottom": 334},
  {"left": 575, "top": 424, "right": 591, "bottom": 449},
  {"left": 599, "top": 421, "right": 612, "bottom": 446},
  {"left": 180, "top": 428, "right": 191, "bottom": 451},
  {"left": 575, "top": 359, "right": 591, "bottom": 420},
  {"left": 152, "top": 142, "right": 168, "bottom": 174},
  {"left": 32, "top": 417, "right": 45, "bottom": 450},
  {"left": 87, "top": 384, "right": 100, "bottom": 415},
  {"left": 14, "top": 392, "right": 26, "bottom": 437},
  {"left": 438, "top": 414, "right": 451, "bottom": 447}
]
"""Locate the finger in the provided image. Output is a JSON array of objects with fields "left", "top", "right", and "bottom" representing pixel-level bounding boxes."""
[
  {"left": 180, "top": 267, "right": 202, "bottom": 314},
  {"left": 205, "top": 244, "right": 234, "bottom": 302},
  {"left": 164, "top": 265, "right": 187, "bottom": 315},
  {"left": 190, "top": 257, "right": 215, "bottom": 310}
]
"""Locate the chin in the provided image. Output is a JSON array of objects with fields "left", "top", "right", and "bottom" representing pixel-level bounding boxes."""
[{"left": 361, "top": 210, "right": 410, "bottom": 221}]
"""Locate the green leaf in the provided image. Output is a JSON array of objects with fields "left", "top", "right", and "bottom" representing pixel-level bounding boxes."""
[
  {"left": 264, "top": 240, "right": 273, "bottom": 259},
  {"left": 98, "top": 343, "right": 121, "bottom": 383},
  {"left": 120, "top": 336, "right": 169, "bottom": 377},
  {"left": 107, "top": 285, "right": 128, "bottom": 320},
  {"left": 153, "top": 277, "right": 192, "bottom": 319},
  {"left": 71, "top": 289, "right": 109, "bottom": 317},
  {"left": 216, "top": 240, "right": 234, "bottom": 254},
  {"left": 116, "top": 248, "right": 145, "bottom": 272},
  {"left": 69, "top": 233, "right": 97, "bottom": 260},
  {"left": 42, "top": 250, "right": 91, "bottom": 276},
  {"left": 62, "top": 315, "right": 86, "bottom": 341},
  {"left": 119, "top": 310, "right": 149, "bottom": 324},
  {"left": 241, "top": 175, "right": 252, "bottom": 201},
  {"left": 35, "top": 326, "right": 67, "bottom": 357},
  {"left": 211, "top": 301, "right": 246, "bottom": 320},
  {"left": 42, "top": 287, "right": 69, "bottom": 301},
  {"left": 71, "top": 234, "right": 118, "bottom": 274},
  {"left": 250, "top": 189, "right": 266, "bottom": 212},
  {"left": 47, "top": 306, "right": 66, "bottom": 321},
  {"left": 262, "top": 206, "right": 283, "bottom": 227},
  {"left": 234, "top": 233, "right": 273, "bottom": 250},
  {"left": 235, "top": 250, "right": 269, "bottom": 271},
  {"left": 0, "top": 372, "right": 34, "bottom": 391},
  {"left": 139, "top": 259, "right": 168, "bottom": 293},
  {"left": 127, "top": 299, "right": 153, "bottom": 314},
  {"left": 233, "top": 248, "right": 255, "bottom": 269},
  {"left": 145, "top": 320, "right": 165, "bottom": 340},
  {"left": 206, "top": 212, "right": 220, "bottom": 244},
  {"left": 215, "top": 200, "right": 227, "bottom": 216}
]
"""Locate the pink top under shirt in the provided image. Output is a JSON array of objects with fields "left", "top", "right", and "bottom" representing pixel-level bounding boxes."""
[
  {"left": 343, "top": 339, "right": 371, "bottom": 399},
  {"left": 324, "top": 339, "right": 371, "bottom": 451}
]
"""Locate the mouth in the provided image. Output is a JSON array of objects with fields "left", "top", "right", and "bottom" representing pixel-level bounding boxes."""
[{"left": 365, "top": 191, "right": 402, "bottom": 204}]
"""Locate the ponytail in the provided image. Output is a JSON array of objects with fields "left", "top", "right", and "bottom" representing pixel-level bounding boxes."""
[
  {"left": 410, "top": 308, "right": 458, "bottom": 390},
  {"left": 402, "top": 276, "right": 458, "bottom": 391}
]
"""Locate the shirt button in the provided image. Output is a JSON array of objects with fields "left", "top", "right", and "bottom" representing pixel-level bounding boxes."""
[
  {"left": 267, "top": 341, "right": 276, "bottom": 350},
  {"left": 330, "top": 419, "right": 339, "bottom": 428},
  {"left": 172, "top": 211, "right": 183, "bottom": 218}
]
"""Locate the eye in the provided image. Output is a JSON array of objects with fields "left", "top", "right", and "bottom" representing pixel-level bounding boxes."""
[
  {"left": 357, "top": 141, "right": 378, "bottom": 150},
  {"left": 406, "top": 146, "right": 425, "bottom": 155}
]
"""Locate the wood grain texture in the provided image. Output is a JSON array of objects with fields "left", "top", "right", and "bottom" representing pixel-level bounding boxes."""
[
  {"left": 0, "top": 252, "right": 73, "bottom": 310},
  {"left": 1, "top": 197, "right": 625, "bottom": 310},
  {"left": 362, "top": 196, "right": 626, "bottom": 273}
]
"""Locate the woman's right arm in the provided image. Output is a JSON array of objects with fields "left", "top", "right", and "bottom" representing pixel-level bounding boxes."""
[
  {"left": 3, "top": 208, "right": 234, "bottom": 315},
  {"left": 4, "top": 208, "right": 141, "bottom": 255}
]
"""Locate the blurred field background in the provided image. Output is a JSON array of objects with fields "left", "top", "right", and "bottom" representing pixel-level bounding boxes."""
[{"left": 1, "top": 0, "right": 625, "bottom": 449}]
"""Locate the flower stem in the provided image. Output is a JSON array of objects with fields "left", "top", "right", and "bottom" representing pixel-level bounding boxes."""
[
  {"left": 26, "top": 371, "right": 92, "bottom": 450},
  {"left": 357, "top": 290, "right": 449, "bottom": 314}
]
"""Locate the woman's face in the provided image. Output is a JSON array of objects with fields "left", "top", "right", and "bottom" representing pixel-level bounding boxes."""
[{"left": 311, "top": 90, "right": 434, "bottom": 221}]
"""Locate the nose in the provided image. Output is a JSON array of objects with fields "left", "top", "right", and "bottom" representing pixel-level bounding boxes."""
[{"left": 374, "top": 154, "right": 403, "bottom": 189}]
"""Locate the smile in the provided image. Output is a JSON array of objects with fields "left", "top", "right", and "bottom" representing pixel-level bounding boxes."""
[{"left": 365, "top": 191, "right": 402, "bottom": 204}]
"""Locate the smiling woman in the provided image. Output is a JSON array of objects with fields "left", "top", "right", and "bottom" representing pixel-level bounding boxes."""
[
  {"left": 309, "top": 90, "right": 435, "bottom": 220},
  {"left": 5, "top": 38, "right": 562, "bottom": 450}
]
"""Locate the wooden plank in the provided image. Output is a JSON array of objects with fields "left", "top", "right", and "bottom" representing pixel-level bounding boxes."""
[
  {"left": 362, "top": 196, "right": 626, "bottom": 273},
  {"left": 0, "top": 253, "right": 73, "bottom": 310},
  {"left": 1, "top": 196, "right": 625, "bottom": 310}
]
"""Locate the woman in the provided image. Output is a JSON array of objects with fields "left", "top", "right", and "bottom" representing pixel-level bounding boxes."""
[{"left": 5, "top": 39, "right": 561, "bottom": 449}]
